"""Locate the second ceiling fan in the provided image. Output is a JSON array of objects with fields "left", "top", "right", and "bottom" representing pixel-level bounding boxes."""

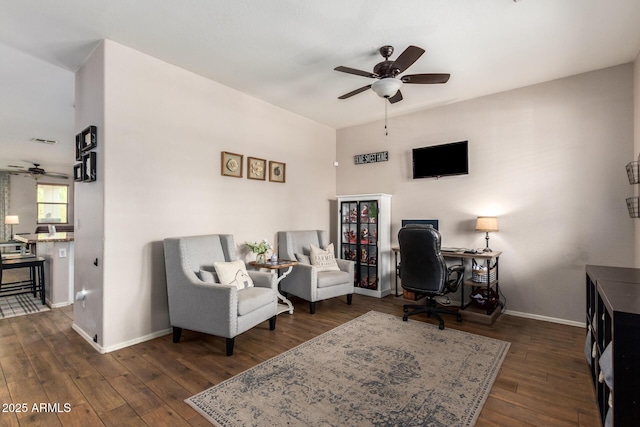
[{"left": 334, "top": 45, "right": 450, "bottom": 104}]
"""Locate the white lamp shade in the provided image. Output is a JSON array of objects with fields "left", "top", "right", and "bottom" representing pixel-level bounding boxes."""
[
  {"left": 4, "top": 215, "right": 19, "bottom": 225},
  {"left": 475, "top": 216, "right": 498, "bottom": 232},
  {"left": 371, "top": 78, "right": 402, "bottom": 98}
]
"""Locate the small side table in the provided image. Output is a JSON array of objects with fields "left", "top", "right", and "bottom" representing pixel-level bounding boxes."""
[{"left": 248, "top": 259, "right": 298, "bottom": 315}]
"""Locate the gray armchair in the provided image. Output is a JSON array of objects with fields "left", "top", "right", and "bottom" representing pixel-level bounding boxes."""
[
  {"left": 163, "top": 234, "right": 278, "bottom": 356},
  {"left": 277, "top": 230, "right": 354, "bottom": 314}
]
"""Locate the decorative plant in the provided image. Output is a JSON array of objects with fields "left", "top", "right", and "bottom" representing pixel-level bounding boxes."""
[
  {"left": 246, "top": 239, "right": 272, "bottom": 256},
  {"left": 368, "top": 202, "right": 378, "bottom": 219}
]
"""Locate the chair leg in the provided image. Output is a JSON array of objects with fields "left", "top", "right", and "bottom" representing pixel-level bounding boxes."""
[
  {"left": 433, "top": 312, "right": 445, "bottom": 330},
  {"left": 269, "top": 315, "right": 276, "bottom": 330},
  {"left": 309, "top": 302, "right": 316, "bottom": 314},
  {"left": 347, "top": 294, "right": 353, "bottom": 305},
  {"left": 226, "top": 337, "right": 235, "bottom": 356},
  {"left": 402, "top": 298, "right": 458, "bottom": 330},
  {"left": 172, "top": 327, "right": 182, "bottom": 343},
  {"left": 402, "top": 304, "right": 429, "bottom": 321}
]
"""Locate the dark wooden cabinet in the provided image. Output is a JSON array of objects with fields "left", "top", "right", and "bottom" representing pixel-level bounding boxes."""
[{"left": 585, "top": 265, "right": 640, "bottom": 426}]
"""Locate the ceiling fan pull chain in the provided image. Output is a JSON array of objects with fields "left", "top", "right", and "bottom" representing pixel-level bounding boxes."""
[{"left": 384, "top": 101, "right": 388, "bottom": 138}]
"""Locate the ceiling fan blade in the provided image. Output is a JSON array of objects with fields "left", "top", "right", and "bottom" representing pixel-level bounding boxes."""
[
  {"left": 43, "top": 173, "right": 69, "bottom": 179},
  {"left": 388, "top": 90, "right": 403, "bottom": 104},
  {"left": 401, "top": 73, "right": 450, "bottom": 84},
  {"left": 334, "top": 66, "right": 377, "bottom": 78},
  {"left": 391, "top": 45, "right": 425, "bottom": 74},
  {"left": 338, "top": 85, "right": 372, "bottom": 100}
]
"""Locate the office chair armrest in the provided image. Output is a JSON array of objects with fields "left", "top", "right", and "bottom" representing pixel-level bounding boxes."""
[
  {"left": 447, "top": 264, "right": 464, "bottom": 274},
  {"left": 445, "top": 264, "right": 465, "bottom": 293}
]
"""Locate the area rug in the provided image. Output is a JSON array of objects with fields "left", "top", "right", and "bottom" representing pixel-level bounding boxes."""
[
  {"left": 186, "top": 311, "right": 510, "bottom": 427},
  {"left": 0, "top": 293, "right": 50, "bottom": 320}
]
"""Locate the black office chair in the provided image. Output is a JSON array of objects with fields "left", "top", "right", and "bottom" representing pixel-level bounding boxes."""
[{"left": 399, "top": 224, "right": 464, "bottom": 330}]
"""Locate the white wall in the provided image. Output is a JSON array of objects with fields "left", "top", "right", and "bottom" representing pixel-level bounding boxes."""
[
  {"left": 0, "top": 41, "right": 74, "bottom": 168},
  {"left": 73, "top": 41, "right": 106, "bottom": 348},
  {"left": 1, "top": 40, "right": 75, "bottom": 242},
  {"left": 9, "top": 174, "right": 73, "bottom": 234},
  {"left": 634, "top": 53, "right": 640, "bottom": 267},
  {"left": 336, "top": 64, "right": 635, "bottom": 324},
  {"left": 75, "top": 40, "right": 336, "bottom": 351}
]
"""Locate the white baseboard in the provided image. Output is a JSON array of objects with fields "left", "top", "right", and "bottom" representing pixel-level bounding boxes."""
[
  {"left": 47, "top": 299, "right": 72, "bottom": 309},
  {"left": 72, "top": 323, "right": 105, "bottom": 353},
  {"left": 103, "top": 328, "right": 172, "bottom": 353},
  {"left": 72, "top": 323, "right": 172, "bottom": 354},
  {"left": 505, "top": 309, "right": 585, "bottom": 328}
]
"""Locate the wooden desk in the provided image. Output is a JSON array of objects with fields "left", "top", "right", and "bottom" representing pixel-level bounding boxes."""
[
  {"left": 248, "top": 259, "right": 298, "bottom": 315},
  {"left": 391, "top": 247, "right": 502, "bottom": 314},
  {"left": 0, "top": 256, "right": 46, "bottom": 305},
  {"left": 442, "top": 250, "right": 502, "bottom": 315}
]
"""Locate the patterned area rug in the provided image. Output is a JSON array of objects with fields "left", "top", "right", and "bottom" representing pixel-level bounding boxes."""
[
  {"left": 0, "top": 293, "right": 50, "bottom": 319},
  {"left": 186, "top": 311, "right": 510, "bottom": 427}
]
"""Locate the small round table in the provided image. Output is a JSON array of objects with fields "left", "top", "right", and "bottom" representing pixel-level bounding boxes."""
[{"left": 248, "top": 259, "right": 298, "bottom": 315}]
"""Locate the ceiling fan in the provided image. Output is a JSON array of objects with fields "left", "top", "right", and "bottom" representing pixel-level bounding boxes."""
[
  {"left": 334, "top": 45, "right": 450, "bottom": 104},
  {"left": 3, "top": 163, "right": 69, "bottom": 180}
]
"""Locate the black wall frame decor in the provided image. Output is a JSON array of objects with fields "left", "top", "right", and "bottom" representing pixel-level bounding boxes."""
[
  {"left": 75, "top": 125, "right": 97, "bottom": 183},
  {"left": 81, "top": 125, "right": 97, "bottom": 152},
  {"left": 82, "top": 151, "right": 96, "bottom": 182},
  {"left": 73, "top": 163, "right": 83, "bottom": 182},
  {"left": 75, "top": 133, "right": 82, "bottom": 161}
]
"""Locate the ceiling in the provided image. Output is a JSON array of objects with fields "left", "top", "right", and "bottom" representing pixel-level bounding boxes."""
[{"left": 1, "top": 0, "right": 640, "bottom": 175}]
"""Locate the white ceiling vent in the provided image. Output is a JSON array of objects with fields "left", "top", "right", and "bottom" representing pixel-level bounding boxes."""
[{"left": 31, "top": 138, "right": 58, "bottom": 145}]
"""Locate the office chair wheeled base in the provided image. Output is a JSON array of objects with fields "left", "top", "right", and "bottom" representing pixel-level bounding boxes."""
[{"left": 402, "top": 299, "right": 462, "bottom": 330}]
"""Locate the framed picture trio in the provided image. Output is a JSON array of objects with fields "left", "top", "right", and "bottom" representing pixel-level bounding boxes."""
[
  {"left": 221, "top": 151, "right": 286, "bottom": 183},
  {"left": 74, "top": 125, "right": 97, "bottom": 182}
]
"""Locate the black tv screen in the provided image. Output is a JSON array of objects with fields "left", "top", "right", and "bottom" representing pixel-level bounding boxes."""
[{"left": 412, "top": 141, "right": 468, "bottom": 179}]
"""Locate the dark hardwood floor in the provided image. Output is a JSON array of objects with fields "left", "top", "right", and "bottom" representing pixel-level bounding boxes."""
[{"left": 0, "top": 294, "right": 600, "bottom": 426}]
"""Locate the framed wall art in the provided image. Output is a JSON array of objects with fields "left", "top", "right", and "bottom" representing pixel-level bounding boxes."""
[
  {"left": 81, "top": 125, "right": 97, "bottom": 152},
  {"left": 73, "top": 163, "right": 83, "bottom": 182},
  {"left": 82, "top": 151, "right": 97, "bottom": 182},
  {"left": 221, "top": 151, "right": 243, "bottom": 178},
  {"left": 247, "top": 157, "right": 266, "bottom": 180},
  {"left": 269, "top": 161, "right": 286, "bottom": 183},
  {"left": 75, "top": 133, "right": 82, "bottom": 161}
]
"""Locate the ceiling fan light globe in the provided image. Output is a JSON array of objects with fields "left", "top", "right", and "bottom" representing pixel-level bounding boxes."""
[{"left": 371, "top": 78, "right": 402, "bottom": 98}]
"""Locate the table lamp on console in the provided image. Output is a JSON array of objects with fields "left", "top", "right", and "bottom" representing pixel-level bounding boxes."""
[
  {"left": 475, "top": 216, "right": 498, "bottom": 252},
  {"left": 4, "top": 215, "right": 19, "bottom": 240}
]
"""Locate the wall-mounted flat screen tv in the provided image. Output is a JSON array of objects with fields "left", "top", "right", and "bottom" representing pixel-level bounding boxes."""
[{"left": 412, "top": 140, "right": 469, "bottom": 179}]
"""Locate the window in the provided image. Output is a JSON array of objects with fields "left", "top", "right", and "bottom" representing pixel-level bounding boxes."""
[{"left": 37, "top": 184, "right": 69, "bottom": 224}]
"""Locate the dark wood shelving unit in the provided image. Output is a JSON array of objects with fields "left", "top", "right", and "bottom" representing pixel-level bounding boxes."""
[{"left": 585, "top": 265, "right": 640, "bottom": 426}]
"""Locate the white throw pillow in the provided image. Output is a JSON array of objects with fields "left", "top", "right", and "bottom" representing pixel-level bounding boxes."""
[
  {"left": 309, "top": 243, "right": 340, "bottom": 272},
  {"left": 213, "top": 260, "right": 255, "bottom": 290}
]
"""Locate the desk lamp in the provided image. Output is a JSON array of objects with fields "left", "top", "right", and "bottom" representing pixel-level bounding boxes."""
[
  {"left": 4, "top": 215, "right": 19, "bottom": 240},
  {"left": 475, "top": 216, "right": 498, "bottom": 252}
]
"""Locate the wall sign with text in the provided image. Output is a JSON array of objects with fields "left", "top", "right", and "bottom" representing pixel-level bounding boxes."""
[{"left": 354, "top": 151, "right": 389, "bottom": 165}]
